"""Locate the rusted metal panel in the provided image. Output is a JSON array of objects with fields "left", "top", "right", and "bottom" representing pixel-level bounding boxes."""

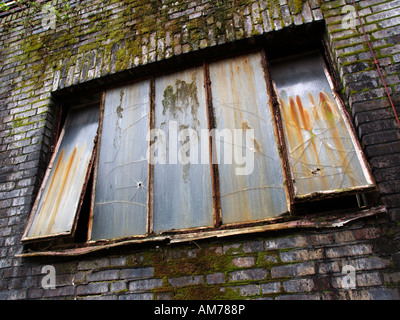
[
  {"left": 153, "top": 66, "right": 214, "bottom": 232},
  {"left": 209, "top": 52, "right": 289, "bottom": 224},
  {"left": 22, "top": 105, "right": 99, "bottom": 241},
  {"left": 90, "top": 80, "right": 150, "bottom": 241},
  {"left": 270, "top": 51, "right": 375, "bottom": 199}
]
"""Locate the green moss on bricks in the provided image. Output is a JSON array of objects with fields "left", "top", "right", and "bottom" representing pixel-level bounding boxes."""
[
  {"left": 288, "top": 0, "right": 306, "bottom": 14},
  {"left": 173, "top": 285, "right": 225, "bottom": 300}
]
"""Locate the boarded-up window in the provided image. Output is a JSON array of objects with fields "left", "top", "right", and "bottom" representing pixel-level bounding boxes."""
[{"left": 23, "top": 49, "right": 376, "bottom": 245}]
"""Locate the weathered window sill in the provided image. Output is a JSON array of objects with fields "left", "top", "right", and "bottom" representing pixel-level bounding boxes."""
[{"left": 17, "top": 205, "right": 387, "bottom": 258}]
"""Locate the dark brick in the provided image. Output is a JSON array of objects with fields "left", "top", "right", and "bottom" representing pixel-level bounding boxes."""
[
  {"left": 86, "top": 269, "right": 119, "bottom": 282},
  {"left": 283, "top": 279, "right": 315, "bottom": 293},
  {"left": 120, "top": 267, "right": 154, "bottom": 280},
  {"left": 358, "top": 119, "right": 399, "bottom": 137},
  {"left": 366, "top": 141, "right": 400, "bottom": 157},
  {"left": 206, "top": 273, "right": 225, "bottom": 285},
  {"left": 378, "top": 180, "right": 400, "bottom": 194},
  {"left": 129, "top": 278, "right": 163, "bottom": 292},
  {"left": 271, "top": 262, "right": 315, "bottom": 279},
  {"left": 370, "top": 153, "right": 400, "bottom": 169},
  {"left": 362, "top": 130, "right": 400, "bottom": 147},
  {"left": 228, "top": 268, "right": 268, "bottom": 282},
  {"left": 168, "top": 276, "right": 203, "bottom": 288},
  {"left": 76, "top": 282, "right": 109, "bottom": 296},
  {"left": 355, "top": 108, "right": 398, "bottom": 127},
  {"left": 352, "top": 99, "right": 392, "bottom": 117}
]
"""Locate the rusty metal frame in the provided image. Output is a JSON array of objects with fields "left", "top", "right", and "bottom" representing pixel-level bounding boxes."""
[
  {"left": 261, "top": 49, "right": 295, "bottom": 215},
  {"left": 147, "top": 77, "right": 155, "bottom": 235},
  {"left": 203, "top": 61, "right": 222, "bottom": 228},
  {"left": 87, "top": 92, "right": 106, "bottom": 240}
]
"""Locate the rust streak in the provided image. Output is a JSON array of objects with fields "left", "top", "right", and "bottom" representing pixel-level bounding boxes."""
[
  {"left": 44, "top": 147, "right": 78, "bottom": 235},
  {"left": 33, "top": 149, "right": 66, "bottom": 236}
]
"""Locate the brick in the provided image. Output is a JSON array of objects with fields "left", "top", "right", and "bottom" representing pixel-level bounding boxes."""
[
  {"left": 275, "top": 293, "right": 320, "bottom": 300},
  {"left": 231, "top": 257, "right": 255, "bottom": 268},
  {"left": 333, "top": 231, "right": 356, "bottom": 243},
  {"left": 362, "top": 130, "right": 400, "bottom": 147},
  {"left": 353, "top": 228, "right": 381, "bottom": 240},
  {"left": 271, "top": 262, "right": 315, "bottom": 279},
  {"left": 43, "top": 285, "right": 75, "bottom": 298},
  {"left": 76, "top": 282, "right": 109, "bottom": 296},
  {"left": 242, "top": 241, "right": 264, "bottom": 252},
  {"left": 283, "top": 279, "right": 314, "bottom": 293},
  {"left": 261, "top": 282, "right": 281, "bottom": 294},
  {"left": 280, "top": 249, "right": 324, "bottom": 263},
  {"left": 120, "top": 267, "right": 154, "bottom": 280},
  {"left": 383, "top": 272, "right": 400, "bottom": 284},
  {"left": 356, "top": 272, "right": 382, "bottom": 287},
  {"left": 378, "top": 180, "right": 400, "bottom": 194},
  {"left": 229, "top": 284, "right": 260, "bottom": 297},
  {"left": 370, "top": 153, "right": 400, "bottom": 169},
  {"left": 168, "top": 275, "right": 203, "bottom": 288},
  {"left": 366, "top": 288, "right": 400, "bottom": 300},
  {"left": 228, "top": 268, "right": 268, "bottom": 282},
  {"left": 206, "top": 273, "right": 225, "bottom": 285},
  {"left": 77, "top": 258, "right": 109, "bottom": 271},
  {"left": 119, "top": 293, "right": 154, "bottom": 300},
  {"left": 355, "top": 108, "right": 397, "bottom": 127},
  {"left": 371, "top": 0, "right": 400, "bottom": 12},
  {"left": 86, "top": 269, "right": 119, "bottom": 282},
  {"left": 325, "top": 244, "right": 373, "bottom": 258},
  {"left": 264, "top": 236, "right": 309, "bottom": 250},
  {"left": 128, "top": 279, "right": 163, "bottom": 292},
  {"left": 318, "top": 261, "right": 341, "bottom": 274},
  {"left": 348, "top": 257, "right": 391, "bottom": 271},
  {"left": 366, "top": 141, "right": 400, "bottom": 158},
  {"left": 310, "top": 233, "right": 335, "bottom": 246}
]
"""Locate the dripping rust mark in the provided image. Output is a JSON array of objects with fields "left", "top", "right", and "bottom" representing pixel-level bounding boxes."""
[{"left": 280, "top": 91, "right": 359, "bottom": 192}]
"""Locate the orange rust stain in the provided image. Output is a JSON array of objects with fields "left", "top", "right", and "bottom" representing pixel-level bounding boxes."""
[
  {"left": 241, "top": 120, "right": 262, "bottom": 154},
  {"left": 33, "top": 149, "right": 65, "bottom": 236},
  {"left": 44, "top": 147, "right": 78, "bottom": 234},
  {"left": 296, "top": 95, "right": 312, "bottom": 132},
  {"left": 280, "top": 91, "right": 360, "bottom": 192}
]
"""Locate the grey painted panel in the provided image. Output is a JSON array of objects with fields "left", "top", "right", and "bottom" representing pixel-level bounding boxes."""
[{"left": 91, "top": 81, "right": 150, "bottom": 240}]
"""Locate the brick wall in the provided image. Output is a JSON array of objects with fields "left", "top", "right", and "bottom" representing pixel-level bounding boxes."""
[{"left": 0, "top": 0, "right": 399, "bottom": 300}]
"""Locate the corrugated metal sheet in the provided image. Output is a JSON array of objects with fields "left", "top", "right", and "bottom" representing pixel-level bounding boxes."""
[
  {"left": 90, "top": 81, "right": 150, "bottom": 240},
  {"left": 23, "top": 105, "right": 99, "bottom": 240},
  {"left": 153, "top": 67, "right": 214, "bottom": 232},
  {"left": 209, "top": 52, "right": 289, "bottom": 224},
  {"left": 270, "top": 52, "right": 374, "bottom": 198}
]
